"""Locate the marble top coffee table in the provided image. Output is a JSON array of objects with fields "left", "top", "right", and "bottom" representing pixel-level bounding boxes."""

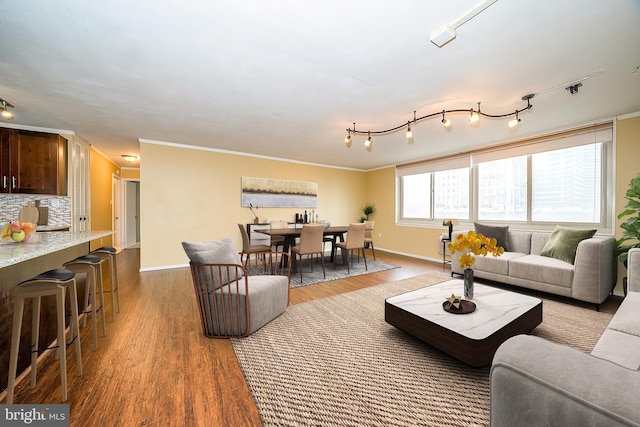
[{"left": 385, "top": 279, "right": 542, "bottom": 367}]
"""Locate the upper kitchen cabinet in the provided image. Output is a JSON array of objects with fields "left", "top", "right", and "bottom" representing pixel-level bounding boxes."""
[{"left": 0, "top": 128, "right": 68, "bottom": 195}]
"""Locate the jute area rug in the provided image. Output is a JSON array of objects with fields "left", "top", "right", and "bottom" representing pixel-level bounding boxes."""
[{"left": 232, "top": 272, "right": 613, "bottom": 427}]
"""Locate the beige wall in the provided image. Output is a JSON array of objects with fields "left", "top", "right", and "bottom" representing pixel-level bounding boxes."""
[
  {"left": 614, "top": 114, "right": 640, "bottom": 288},
  {"left": 139, "top": 114, "right": 640, "bottom": 272},
  {"left": 90, "top": 147, "right": 119, "bottom": 246},
  {"left": 121, "top": 168, "right": 140, "bottom": 180},
  {"left": 140, "top": 142, "right": 366, "bottom": 269}
]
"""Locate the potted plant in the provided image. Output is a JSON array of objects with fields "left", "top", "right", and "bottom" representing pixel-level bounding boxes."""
[
  {"left": 248, "top": 203, "right": 260, "bottom": 224},
  {"left": 616, "top": 173, "right": 640, "bottom": 293},
  {"left": 360, "top": 203, "right": 376, "bottom": 223},
  {"left": 448, "top": 230, "right": 504, "bottom": 298}
]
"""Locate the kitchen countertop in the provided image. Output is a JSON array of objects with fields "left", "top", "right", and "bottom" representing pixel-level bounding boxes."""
[{"left": 0, "top": 230, "right": 113, "bottom": 268}]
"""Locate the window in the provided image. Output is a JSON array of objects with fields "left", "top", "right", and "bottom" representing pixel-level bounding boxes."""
[
  {"left": 477, "top": 157, "right": 527, "bottom": 221},
  {"left": 531, "top": 143, "right": 602, "bottom": 223},
  {"left": 400, "top": 173, "right": 430, "bottom": 219},
  {"left": 433, "top": 168, "right": 469, "bottom": 219},
  {"left": 396, "top": 123, "right": 612, "bottom": 229}
]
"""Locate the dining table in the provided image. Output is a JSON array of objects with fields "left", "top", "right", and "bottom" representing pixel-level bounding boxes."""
[{"left": 257, "top": 225, "right": 349, "bottom": 271}]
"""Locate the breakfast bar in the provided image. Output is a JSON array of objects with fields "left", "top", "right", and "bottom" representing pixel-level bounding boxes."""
[{"left": 0, "top": 230, "right": 114, "bottom": 395}]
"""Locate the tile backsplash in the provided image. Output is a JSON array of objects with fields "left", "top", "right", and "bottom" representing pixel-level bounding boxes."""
[{"left": 0, "top": 195, "right": 72, "bottom": 228}]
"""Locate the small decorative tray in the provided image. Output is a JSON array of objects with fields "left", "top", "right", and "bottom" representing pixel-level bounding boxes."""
[{"left": 442, "top": 300, "right": 476, "bottom": 314}]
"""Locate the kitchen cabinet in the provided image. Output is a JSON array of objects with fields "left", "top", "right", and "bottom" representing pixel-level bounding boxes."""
[{"left": 0, "top": 128, "right": 68, "bottom": 195}]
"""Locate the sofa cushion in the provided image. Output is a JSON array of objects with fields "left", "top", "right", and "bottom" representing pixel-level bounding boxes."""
[
  {"left": 475, "top": 223, "right": 510, "bottom": 252},
  {"left": 507, "top": 231, "right": 532, "bottom": 255},
  {"left": 591, "top": 328, "right": 640, "bottom": 370},
  {"left": 473, "top": 252, "right": 527, "bottom": 276},
  {"left": 540, "top": 226, "right": 596, "bottom": 264},
  {"left": 509, "top": 254, "right": 574, "bottom": 288},
  {"left": 606, "top": 292, "right": 640, "bottom": 336}
]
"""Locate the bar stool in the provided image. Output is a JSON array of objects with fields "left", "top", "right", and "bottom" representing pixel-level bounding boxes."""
[
  {"left": 7, "top": 269, "right": 83, "bottom": 404},
  {"left": 64, "top": 254, "right": 106, "bottom": 350},
  {"left": 91, "top": 246, "right": 120, "bottom": 321}
]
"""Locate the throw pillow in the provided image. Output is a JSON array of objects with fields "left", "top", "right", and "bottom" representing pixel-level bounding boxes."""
[
  {"left": 540, "top": 226, "right": 597, "bottom": 265},
  {"left": 474, "top": 223, "right": 510, "bottom": 252},
  {"left": 182, "top": 237, "right": 243, "bottom": 289}
]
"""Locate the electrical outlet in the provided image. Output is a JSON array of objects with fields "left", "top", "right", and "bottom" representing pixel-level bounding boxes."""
[{"left": 378, "top": 233, "right": 382, "bottom": 238}]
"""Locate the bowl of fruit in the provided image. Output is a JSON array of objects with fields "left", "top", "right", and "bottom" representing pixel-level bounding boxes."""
[{"left": 1, "top": 221, "right": 37, "bottom": 243}]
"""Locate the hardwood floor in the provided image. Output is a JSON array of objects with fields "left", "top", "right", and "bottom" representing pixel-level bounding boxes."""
[{"left": 2, "top": 247, "right": 443, "bottom": 426}]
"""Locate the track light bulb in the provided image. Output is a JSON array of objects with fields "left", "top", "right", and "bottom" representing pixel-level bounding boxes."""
[
  {"left": 469, "top": 109, "right": 479, "bottom": 124},
  {"left": 364, "top": 133, "right": 372, "bottom": 148},
  {"left": 344, "top": 134, "right": 352, "bottom": 147},
  {"left": 406, "top": 123, "right": 413, "bottom": 139},
  {"left": 1, "top": 109, "right": 13, "bottom": 119},
  {"left": 507, "top": 111, "right": 521, "bottom": 128}
]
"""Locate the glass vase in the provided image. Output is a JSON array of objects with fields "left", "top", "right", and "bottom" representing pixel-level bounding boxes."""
[{"left": 464, "top": 268, "right": 474, "bottom": 299}]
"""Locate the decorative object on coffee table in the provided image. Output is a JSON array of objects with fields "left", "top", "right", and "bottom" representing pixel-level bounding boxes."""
[
  {"left": 443, "top": 293, "right": 476, "bottom": 314},
  {"left": 448, "top": 230, "right": 504, "bottom": 299}
]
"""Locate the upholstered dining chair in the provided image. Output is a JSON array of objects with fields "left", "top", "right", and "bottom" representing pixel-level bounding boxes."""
[
  {"left": 183, "top": 237, "right": 291, "bottom": 338},
  {"left": 291, "top": 224, "right": 326, "bottom": 283},
  {"left": 238, "top": 224, "right": 271, "bottom": 266},
  {"left": 269, "top": 221, "right": 288, "bottom": 252},
  {"left": 334, "top": 222, "right": 367, "bottom": 273},
  {"left": 364, "top": 220, "right": 376, "bottom": 261}
]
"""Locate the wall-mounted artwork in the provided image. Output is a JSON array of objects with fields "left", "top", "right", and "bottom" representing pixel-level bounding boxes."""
[{"left": 241, "top": 177, "right": 318, "bottom": 208}]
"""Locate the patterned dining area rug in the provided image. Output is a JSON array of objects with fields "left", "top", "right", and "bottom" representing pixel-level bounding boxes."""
[{"left": 284, "top": 255, "right": 398, "bottom": 288}]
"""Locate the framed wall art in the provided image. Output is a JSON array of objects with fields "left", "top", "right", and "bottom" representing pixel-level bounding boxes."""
[{"left": 241, "top": 177, "right": 318, "bottom": 208}]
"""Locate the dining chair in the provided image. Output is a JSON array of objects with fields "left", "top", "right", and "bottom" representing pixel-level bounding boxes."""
[
  {"left": 364, "top": 220, "right": 376, "bottom": 261},
  {"left": 238, "top": 224, "right": 271, "bottom": 266},
  {"left": 290, "top": 224, "right": 326, "bottom": 283},
  {"left": 269, "top": 221, "right": 288, "bottom": 252},
  {"left": 334, "top": 223, "right": 367, "bottom": 273}
]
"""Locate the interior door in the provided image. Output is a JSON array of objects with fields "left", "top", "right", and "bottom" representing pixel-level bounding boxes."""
[{"left": 125, "top": 180, "right": 140, "bottom": 247}]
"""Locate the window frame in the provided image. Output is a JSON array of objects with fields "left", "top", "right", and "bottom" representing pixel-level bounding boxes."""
[{"left": 395, "top": 123, "right": 614, "bottom": 233}]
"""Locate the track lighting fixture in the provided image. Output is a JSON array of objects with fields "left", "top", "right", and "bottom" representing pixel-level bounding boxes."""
[
  {"left": 344, "top": 94, "right": 534, "bottom": 150},
  {"left": 469, "top": 107, "right": 480, "bottom": 124},
  {"left": 364, "top": 132, "right": 372, "bottom": 148},
  {"left": 441, "top": 110, "right": 451, "bottom": 127},
  {"left": 507, "top": 111, "right": 521, "bottom": 128},
  {"left": 0, "top": 98, "right": 15, "bottom": 120},
  {"left": 406, "top": 111, "right": 416, "bottom": 139},
  {"left": 566, "top": 83, "right": 582, "bottom": 94}
]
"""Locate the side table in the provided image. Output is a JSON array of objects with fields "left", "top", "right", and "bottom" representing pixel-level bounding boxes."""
[{"left": 440, "top": 236, "right": 451, "bottom": 272}]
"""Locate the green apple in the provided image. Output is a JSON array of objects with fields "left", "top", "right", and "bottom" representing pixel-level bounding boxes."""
[{"left": 12, "top": 230, "right": 26, "bottom": 242}]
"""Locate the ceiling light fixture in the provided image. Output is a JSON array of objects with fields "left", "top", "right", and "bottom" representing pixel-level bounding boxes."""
[
  {"left": 469, "top": 103, "right": 480, "bottom": 124},
  {"left": 507, "top": 111, "right": 521, "bottom": 128},
  {"left": 0, "top": 98, "right": 15, "bottom": 120},
  {"left": 405, "top": 122, "right": 413, "bottom": 139},
  {"left": 405, "top": 111, "right": 416, "bottom": 140},
  {"left": 441, "top": 110, "right": 451, "bottom": 127},
  {"left": 344, "top": 94, "right": 534, "bottom": 150},
  {"left": 122, "top": 154, "right": 139, "bottom": 162},
  {"left": 364, "top": 132, "right": 372, "bottom": 149},
  {"left": 566, "top": 83, "right": 582, "bottom": 94}
]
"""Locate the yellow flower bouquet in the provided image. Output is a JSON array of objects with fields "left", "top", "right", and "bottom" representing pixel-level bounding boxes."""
[{"left": 448, "top": 230, "right": 505, "bottom": 269}]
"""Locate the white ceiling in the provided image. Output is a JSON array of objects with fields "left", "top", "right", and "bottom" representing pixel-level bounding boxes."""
[{"left": 1, "top": 0, "right": 639, "bottom": 170}]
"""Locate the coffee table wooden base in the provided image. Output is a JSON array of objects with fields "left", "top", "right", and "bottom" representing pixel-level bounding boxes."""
[{"left": 385, "top": 281, "right": 542, "bottom": 367}]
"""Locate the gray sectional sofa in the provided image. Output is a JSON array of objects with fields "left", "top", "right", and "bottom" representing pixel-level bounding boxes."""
[
  {"left": 451, "top": 228, "right": 617, "bottom": 307},
  {"left": 489, "top": 248, "right": 640, "bottom": 426}
]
